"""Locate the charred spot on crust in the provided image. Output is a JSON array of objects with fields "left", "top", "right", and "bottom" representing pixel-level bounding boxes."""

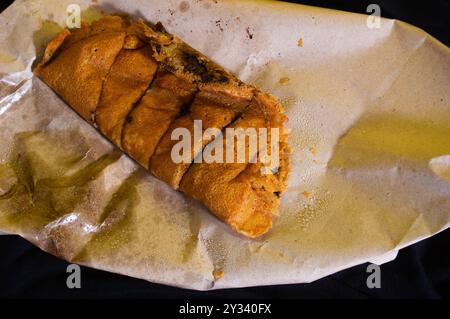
[
  {"left": 216, "top": 74, "right": 229, "bottom": 83},
  {"left": 126, "top": 116, "right": 133, "bottom": 124},
  {"left": 161, "top": 62, "right": 176, "bottom": 74},
  {"left": 202, "top": 72, "right": 229, "bottom": 83},
  {"left": 182, "top": 51, "right": 207, "bottom": 75},
  {"left": 201, "top": 72, "right": 216, "bottom": 83},
  {"left": 177, "top": 89, "right": 198, "bottom": 118},
  {"left": 273, "top": 191, "right": 280, "bottom": 197},
  {"left": 155, "top": 22, "right": 168, "bottom": 33},
  {"left": 181, "top": 51, "right": 229, "bottom": 84},
  {"left": 155, "top": 44, "right": 161, "bottom": 54},
  {"left": 178, "top": 101, "right": 191, "bottom": 117}
]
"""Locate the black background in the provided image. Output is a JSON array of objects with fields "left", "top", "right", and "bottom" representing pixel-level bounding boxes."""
[{"left": 0, "top": 0, "right": 449, "bottom": 299}]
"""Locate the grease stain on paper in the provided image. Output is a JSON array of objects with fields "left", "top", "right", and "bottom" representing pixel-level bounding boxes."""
[
  {"left": 328, "top": 115, "right": 450, "bottom": 168},
  {"left": 0, "top": 130, "right": 123, "bottom": 253},
  {"left": 73, "top": 171, "right": 142, "bottom": 262}
]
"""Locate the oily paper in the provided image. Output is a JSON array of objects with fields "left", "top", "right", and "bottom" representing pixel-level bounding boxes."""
[{"left": 0, "top": 0, "right": 449, "bottom": 290}]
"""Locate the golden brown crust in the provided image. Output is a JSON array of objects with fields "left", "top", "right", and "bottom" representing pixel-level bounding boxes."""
[
  {"left": 39, "top": 28, "right": 71, "bottom": 65},
  {"left": 95, "top": 46, "right": 158, "bottom": 146},
  {"left": 123, "top": 34, "right": 146, "bottom": 49},
  {"left": 149, "top": 88, "right": 254, "bottom": 189},
  {"left": 34, "top": 31, "right": 126, "bottom": 121},
  {"left": 122, "top": 72, "right": 197, "bottom": 168},
  {"left": 33, "top": 15, "right": 290, "bottom": 238},
  {"left": 179, "top": 92, "right": 288, "bottom": 237}
]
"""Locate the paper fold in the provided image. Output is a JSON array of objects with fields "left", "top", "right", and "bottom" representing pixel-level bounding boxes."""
[{"left": 0, "top": 0, "right": 449, "bottom": 290}]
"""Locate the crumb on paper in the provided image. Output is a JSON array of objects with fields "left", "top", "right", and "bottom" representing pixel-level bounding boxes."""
[
  {"left": 215, "top": 19, "right": 224, "bottom": 32},
  {"left": 280, "top": 96, "right": 297, "bottom": 109},
  {"left": 179, "top": 1, "right": 190, "bottom": 12},
  {"left": 297, "top": 37, "right": 303, "bottom": 47},
  {"left": 246, "top": 27, "right": 254, "bottom": 39},
  {"left": 213, "top": 270, "right": 224, "bottom": 280},
  {"left": 279, "top": 77, "right": 290, "bottom": 85},
  {"left": 309, "top": 147, "right": 317, "bottom": 156},
  {"left": 302, "top": 191, "right": 311, "bottom": 198},
  {"left": 168, "top": 9, "right": 175, "bottom": 16}
]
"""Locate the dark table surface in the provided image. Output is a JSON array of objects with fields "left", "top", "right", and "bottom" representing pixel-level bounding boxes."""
[{"left": 0, "top": 0, "right": 449, "bottom": 299}]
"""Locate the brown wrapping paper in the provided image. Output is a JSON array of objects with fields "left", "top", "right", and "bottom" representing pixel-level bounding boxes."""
[{"left": 0, "top": 0, "right": 449, "bottom": 289}]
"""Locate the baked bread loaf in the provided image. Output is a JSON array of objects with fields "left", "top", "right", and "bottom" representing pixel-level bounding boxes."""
[{"left": 34, "top": 16, "right": 290, "bottom": 237}]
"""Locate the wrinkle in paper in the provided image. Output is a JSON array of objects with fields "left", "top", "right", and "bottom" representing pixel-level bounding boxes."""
[{"left": 0, "top": 0, "right": 449, "bottom": 290}]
